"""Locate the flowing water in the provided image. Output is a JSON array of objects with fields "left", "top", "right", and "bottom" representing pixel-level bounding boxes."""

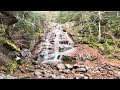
[{"left": 40, "top": 24, "right": 74, "bottom": 62}]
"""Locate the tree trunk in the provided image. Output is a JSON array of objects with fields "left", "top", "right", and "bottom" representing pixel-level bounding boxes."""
[{"left": 98, "top": 11, "right": 101, "bottom": 41}]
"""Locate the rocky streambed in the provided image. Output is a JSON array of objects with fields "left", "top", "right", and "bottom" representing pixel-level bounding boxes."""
[{"left": 3, "top": 60, "right": 119, "bottom": 79}]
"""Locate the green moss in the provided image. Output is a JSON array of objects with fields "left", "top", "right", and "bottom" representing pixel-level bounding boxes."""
[
  {"left": 8, "top": 60, "right": 17, "bottom": 75},
  {"left": 106, "top": 39, "right": 114, "bottom": 45},
  {"left": 92, "top": 42, "right": 105, "bottom": 51}
]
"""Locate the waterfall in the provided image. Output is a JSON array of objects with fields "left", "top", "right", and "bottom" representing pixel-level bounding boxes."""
[
  {"left": 40, "top": 23, "right": 74, "bottom": 61},
  {"left": 54, "top": 25, "right": 63, "bottom": 61}
]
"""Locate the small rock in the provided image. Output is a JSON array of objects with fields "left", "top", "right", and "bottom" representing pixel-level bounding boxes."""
[
  {"left": 20, "top": 49, "right": 32, "bottom": 57},
  {"left": 41, "top": 60, "right": 61, "bottom": 66},
  {"left": 99, "top": 68, "right": 106, "bottom": 72},
  {"left": 38, "top": 76, "right": 42, "bottom": 78},
  {"left": 89, "top": 77, "right": 93, "bottom": 79},
  {"left": 0, "top": 73, "right": 6, "bottom": 79},
  {"left": 6, "top": 75, "right": 15, "bottom": 79},
  {"left": 73, "top": 64, "right": 80, "bottom": 69},
  {"left": 84, "top": 76, "right": 89, "bottom": 79},
  {"left": 62, "top": 69, "right": 70, "bottom": 74},
  {"left": 75, "top": 74, "right": 84, "bottom": 79},
  {"left": 65, "top": 64, "right": 73, "bottom": 69},
  {"left": 109, "top": 71, "right": 114, "bottom": 75},
  {"left": 56, "top": 64, "right": 65, "bottom": 70},
  {"left": 0, "top": 76, "right": 4, "bottom": 79},
  {"left": 32, "top": 61, "right": 39, "bottom": 65},
  {"left": 96, "top": 71, "right": 100, "bottom": 73},
  {"left": 76, "top": 77, "right": 79, "bottom": 79},
  {"left": 79, "top": 67, "right": 87, "bottom": 72},
  {"left": 60, "top": 75, "right": 65, "bottom": 79},
  {"left": 51, "top": 74, "right": 56, "bottom": 79},
  {"left": 91, "top": 70, "right": 97, "bottom": 74},
  {"left": 85, "top": 66, "right": 90, "bottom": 70},
  {"left": 44, "top": 72, "right": 51, "bottom": 78},
  {"left": 34, "top": 65, "right": 41, "bottom": 69},
  {"left": 59, "top": 69, "right": 63, "bottom": 72},
  {"left": 71, "top": 70, "right": 75, "bottom": 73},
  {"left": 34, "top": 70, "right": 41, "bottom": 76},
  {"left": 114, "top": 71, "right": 120, "bottom": 78},
  {"left": 79, "top": 65, "right": 85, "bottom": 68}
]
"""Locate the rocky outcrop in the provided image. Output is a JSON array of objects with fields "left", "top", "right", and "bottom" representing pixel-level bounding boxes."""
[{"left": 0, "top": 52, "right": 12, "bottom": 66}]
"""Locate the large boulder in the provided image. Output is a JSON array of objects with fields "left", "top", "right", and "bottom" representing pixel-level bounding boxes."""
[{"left": 62, "top": 44, "right": 105, "bottom": 61}]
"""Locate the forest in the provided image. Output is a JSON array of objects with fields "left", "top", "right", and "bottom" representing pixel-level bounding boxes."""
[{"left": 0, "top": 11, "right": 120, "bottom": 79}]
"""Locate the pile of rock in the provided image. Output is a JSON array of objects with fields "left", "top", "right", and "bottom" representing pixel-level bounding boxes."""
[
  {"left": 32, "top": 62, "right": 120, "bottom": 79},
  {"left": 33, "top": 63, "right": 90, "bottom": 79}
]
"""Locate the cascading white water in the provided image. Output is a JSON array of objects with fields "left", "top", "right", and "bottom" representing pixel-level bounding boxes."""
[
  {"left": 54, "top": 25, "right": 63, "bottom": 61},
  {"left": 43, "top": 39, "right": 49, "bottom": 60},
  {"left": 41, "top": 23, "right": 74, "bottom": 62}
]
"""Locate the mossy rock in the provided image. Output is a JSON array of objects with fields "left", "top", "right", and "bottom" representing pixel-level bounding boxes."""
[
  {"left": 0, "top": 37, "right": 20, "bottom": 52},
  {"left": 7, "top": 60, "right": 17, "bottom": 75}
]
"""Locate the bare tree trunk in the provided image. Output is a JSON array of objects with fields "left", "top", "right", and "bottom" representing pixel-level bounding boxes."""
[
  {"left": 98, "top": 11, "right": 101, "bottom": 41},
  {"left": 117, "top": 11, "right": 119, "bottom": 17}
]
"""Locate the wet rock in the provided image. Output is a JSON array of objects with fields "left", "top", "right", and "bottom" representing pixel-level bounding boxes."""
[
  {"left": 75, "top": 74, "right": 84, "bottom": 79},
  {"left": 56, "top": 64, "right": 65, "bottom": 70},
  {"left": 65, "top": 64, "right": 73, "bottom": 69}
]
